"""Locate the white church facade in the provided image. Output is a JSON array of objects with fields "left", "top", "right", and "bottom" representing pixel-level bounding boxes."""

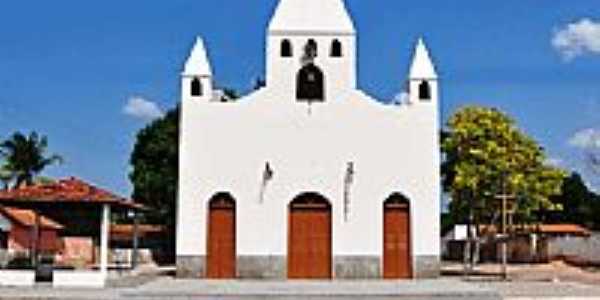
[{"left": 177, "top": 0, "right": 441, "bottom": 279}]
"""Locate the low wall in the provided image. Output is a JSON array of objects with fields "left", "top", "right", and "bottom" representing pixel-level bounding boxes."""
[
  {"left": 548, "top": 232, "right": 600, "bottom": 265},
  {"left": 0, "top": 270, "right": 35, "bottom": 287},
  {"left": 53, "top": 270, "right": 106, "bottom": 288},
  {"left": 444, "top": 236, "right": 549, "bottom": 264},
  {"left": 110, "top": 248, "right": 155, "bottom": 266}
]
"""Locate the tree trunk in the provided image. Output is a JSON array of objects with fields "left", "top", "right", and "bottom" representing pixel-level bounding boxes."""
[
  {"left": 14, "top": 174, "right": 33, "bottom": 189},
  {"left": 474, "top": 218, "right": 481, "bottom": 265}
]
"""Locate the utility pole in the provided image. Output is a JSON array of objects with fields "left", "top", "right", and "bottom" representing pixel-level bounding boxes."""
[
  {"left": 462, "top": 189, "right": 474, "bottom": 278},
  {"left": 468, "top": 191, "right": 475, "bottom": 270},
  {"left": 501, "top": 189, "right": 507, "bottom": 281},
  {"left": 495, "top": 174, "right": 515, "bottom": 281}
]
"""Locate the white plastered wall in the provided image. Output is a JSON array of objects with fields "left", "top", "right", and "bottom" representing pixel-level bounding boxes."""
[{"left": 177, "top": 87, "right": 440, "bottom": 261}]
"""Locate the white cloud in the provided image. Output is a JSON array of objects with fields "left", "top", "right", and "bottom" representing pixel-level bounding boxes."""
[
  {"left": 545, "top": 157, "right": 564, "bottom": 167},
  {"left": 123, "top": 97, "right": 164, "bottom": 121},
  {"left": 568, "top": 128, "right": 600, "bottom": 149},
  {"left": 552, "top": 18, "right": 600, "bottom": 61}
]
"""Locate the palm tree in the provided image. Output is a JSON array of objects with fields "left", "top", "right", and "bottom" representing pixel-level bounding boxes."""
[
  {"left": 0, "top": 132, "right": 63, "bottom": 188},
  {"left": 0, "top": 147, "right": 12, "bottom": 190},
  {"left": 0, "top": 164, "right": 13, "bottom": 190}
]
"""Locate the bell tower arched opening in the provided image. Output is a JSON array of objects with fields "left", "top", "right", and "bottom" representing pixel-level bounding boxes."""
[{"left": 296, "top": 64, "right": 325, "bottom": 102}]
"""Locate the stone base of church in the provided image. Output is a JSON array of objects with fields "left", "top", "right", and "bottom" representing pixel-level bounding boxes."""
[
  {"left": 176, "top": 255, "right": 205, "bottom": 278},
  {"left": 175, "top": 255, "right": 440, "bottom": 279},
  {"left": 237, "top": 255, "right": 286, "bottom": 279},
  {"left": 414, "top": 255, "right": 441, "bottom": 278},
  {"left": 334, "top": 256, "right": 381, "bottom": 279}
]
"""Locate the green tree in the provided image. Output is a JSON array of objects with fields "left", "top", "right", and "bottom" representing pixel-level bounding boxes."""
[
  {"left": 549, "top": 173, "right": 589, "bottom": 222},
  {"left": 214, "top": 87, "right": 240, "bottom": 102},
  {"left": 253, "top": 77, "right": 266, "bottom": 90},
  {"left": 222, "top": 88, "right": 239, "bottom": 100},
  {"left": 0, "top": 164, "right": 13, "bottom": 190},
  {"left": 0, "top": 132, "right": 62, "bottom": 188},
  {"left": 592, "top": 193, "right": 600, "bottom": 230},
  {"left": 442, "top": 106, "right": 566, "bottom": 226},
  {"left": 549, "top": 172, "right": 600, "bottom": 229},
  {"left": 129, "top": 107, "right": 179, "bottom": 237}
]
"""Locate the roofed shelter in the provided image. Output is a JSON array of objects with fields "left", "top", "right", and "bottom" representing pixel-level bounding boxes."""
[{"left": 0, "top": 177, "right": 144, "bottom": 287}]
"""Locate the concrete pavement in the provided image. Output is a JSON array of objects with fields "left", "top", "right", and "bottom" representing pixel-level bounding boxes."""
[
  {"left": 476, "top": 281, "right": 600, "bottom": 300},
  {"left": 0, "top": 278, "right": 599, "bottom": 299},
  {"left": 126, "top": 278, "right": 499, "bottom": 299}
]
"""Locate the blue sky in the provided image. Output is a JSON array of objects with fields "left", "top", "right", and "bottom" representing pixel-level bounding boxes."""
[{"left": 1, "top": 1, "right": 600, "bottom": 196}]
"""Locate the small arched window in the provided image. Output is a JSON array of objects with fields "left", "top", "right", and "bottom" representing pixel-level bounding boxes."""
[
  {"left": 191, "top": 77, "right": 203, "bottom": 97},
  {"left": 281, "top": 39, "right": 293, "bottom": 57},
  {"left": 418, "top": 81, "right": 431, "bottom": 101},
  {"left": 305, "top": 39, "right": 318, "bottom": 58},
  {"left": 331, "top": 39, "right": 342, "bottom": 57}
]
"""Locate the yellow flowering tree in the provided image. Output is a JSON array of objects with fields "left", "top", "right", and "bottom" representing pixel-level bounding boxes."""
[{"left": 442, "top": 106, "right": 566, "bottom": 226}]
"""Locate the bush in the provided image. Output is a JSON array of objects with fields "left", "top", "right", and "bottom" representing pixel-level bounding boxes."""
[{"left": 6, "top": 257, "right": 33, "bottom": 270}]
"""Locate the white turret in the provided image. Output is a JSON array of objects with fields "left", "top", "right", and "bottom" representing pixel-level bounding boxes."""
[
  {"left": 408, "top": 38, "right": 438, "bottom": 105},
  {"left": 268, "top": 0, "right": 355, "bottom": 34},
  {"left": 182, "top": 37, "right": 213, "bottom": 102},
  {"left": 266, "top": 0, "right": 357, "bottom": 103}
]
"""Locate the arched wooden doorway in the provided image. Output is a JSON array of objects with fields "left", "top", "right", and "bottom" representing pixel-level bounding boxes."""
[
  {"left": 383, "top": 193, "right": 412, "bottom": 279},
  {"left": 288, "top": 193, "right": 332, "bottom": 279},
  {"left": 206, "top": 193, "right": 236, "bottom": 279},
  {"left": 296, "top": 64, "right": 325, "bottom": 102}
]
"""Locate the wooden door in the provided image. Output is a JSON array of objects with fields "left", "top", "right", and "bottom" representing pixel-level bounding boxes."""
[
  {"left": 383, "top": 201, "right": 411, "bottom": 279},
  {"left": 288, "top": 196, "right": 332, "bottom": 279},
  {"left": 207, "top": 195, "right": 236, "bottom": 279}
]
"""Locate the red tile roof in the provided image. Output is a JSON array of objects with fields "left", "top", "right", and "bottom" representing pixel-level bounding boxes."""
[
  {"left": 110, "top": 224, "right": 165, "bottom": 235},
  {"left": 110, "top": 224, "right": 167, "bottom": 241},
  {"left": 0, "top": 177, "right": 143, "bottom": 210},
  {"left": 537, "top": 224, "right": 591, "bottom": 236},
  {"left": 480, "top": 224, "right": 591, "bottom": 236},
  {"left": 0, "top": 207, "right": 63, "bottom": 230}
]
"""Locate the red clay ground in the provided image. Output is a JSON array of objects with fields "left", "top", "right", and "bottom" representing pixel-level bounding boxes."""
[{"left": 443, "top": 260, "right": 600, "bottom": 285}]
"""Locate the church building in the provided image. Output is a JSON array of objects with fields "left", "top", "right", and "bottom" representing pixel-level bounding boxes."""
[{"left": 177, "top": 0, "right": 441, "bottom": 279}]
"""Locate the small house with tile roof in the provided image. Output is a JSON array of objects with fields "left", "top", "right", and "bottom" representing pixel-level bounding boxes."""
[
  {"left": 0, "top": 207, "right": 63, "bottom": 263},
  {"left": 0, "top": 177, "right": 144, "bottom": 287}
]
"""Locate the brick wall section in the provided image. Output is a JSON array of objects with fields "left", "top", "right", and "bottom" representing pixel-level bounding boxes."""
[{"left": 9, "top": 225, "right": 59, "bottom": 253}]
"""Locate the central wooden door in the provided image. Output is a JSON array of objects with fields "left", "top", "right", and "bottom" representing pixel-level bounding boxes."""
[
  {"left": 383, "top": 196, "right": 411, "bottom": 279},
  {"left": 288, "top": 194, "right": 332, "bottom": 279},
  {"left": 207, "top": 194, "right": 236, "bottom": 279}
]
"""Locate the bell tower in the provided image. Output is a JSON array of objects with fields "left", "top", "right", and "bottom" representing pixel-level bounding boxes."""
[
  {"left": 407, "top": 38, "right": 438, "bottom": 105},
  {"left": 266, "top": 0, "right": 357, "bottom": 103},
  {"left": 181, "top": 38, "right": 213, "bottom": 103}
]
